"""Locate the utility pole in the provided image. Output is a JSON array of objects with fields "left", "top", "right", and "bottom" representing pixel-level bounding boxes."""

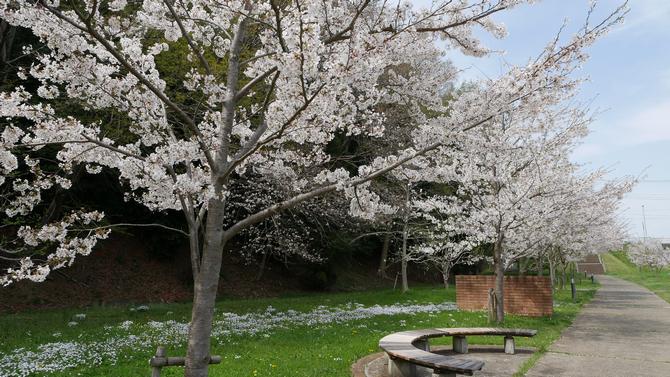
[{"left": 642, "top": 205, "right": 648, "bottom": 241}]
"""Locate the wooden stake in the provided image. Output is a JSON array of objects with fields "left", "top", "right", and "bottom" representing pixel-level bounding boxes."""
[{"left": 152, "top": 346, "right": 166, "bottom": 377}]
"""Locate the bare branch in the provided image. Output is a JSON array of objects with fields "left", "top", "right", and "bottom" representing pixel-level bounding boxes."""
[{"left": 73, "top": 223, "right": 189, "bottom": 236}]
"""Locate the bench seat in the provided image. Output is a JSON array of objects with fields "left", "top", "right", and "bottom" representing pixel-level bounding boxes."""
[{"left": 379, "top": 327, "right": 537, "bottom": 376}]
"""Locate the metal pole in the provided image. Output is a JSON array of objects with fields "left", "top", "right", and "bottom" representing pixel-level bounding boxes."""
[{"left": 571, "top": 268, "right": 576, "bottom": 303}]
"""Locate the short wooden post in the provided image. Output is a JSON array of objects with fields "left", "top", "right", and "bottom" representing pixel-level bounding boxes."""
[
  {"left": 152, "top": 346, "right": 166, "bottom": 377},
  {"left": 149, "top": 346, "right": 221, "bottom": 376}
]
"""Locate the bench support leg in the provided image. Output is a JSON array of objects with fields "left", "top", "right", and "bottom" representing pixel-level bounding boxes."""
[
  {"left": 415, "top": 339, "right": 430, "bottom": 351},
  {"left": 387, "top": 355, "right": 432, "bottom": 377},
  {"left": 504, "top": 336, "right": 515, "bottom": 354},
  {"left": 433, "top": 372, "right": 457, "bottom": 377},
  {"left": 453, "top": 336, "right": 468, "bottom": 354}
]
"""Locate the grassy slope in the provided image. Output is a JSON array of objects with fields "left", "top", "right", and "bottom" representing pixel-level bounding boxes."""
[
  {"left": 602, "top": 252, "right": 670, "bottom": 303},
  {"left": 0, "top": 283, "right": 597, "bottom": 377}
]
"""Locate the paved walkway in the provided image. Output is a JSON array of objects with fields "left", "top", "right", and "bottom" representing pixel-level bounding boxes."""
[{"left": 527, "top": 276, "right": 670, "bottom": 376}]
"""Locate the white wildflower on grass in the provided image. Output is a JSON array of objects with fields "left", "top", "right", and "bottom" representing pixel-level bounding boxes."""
[{"left": 0, "top": 301, "right": 456, "bottom": 376}]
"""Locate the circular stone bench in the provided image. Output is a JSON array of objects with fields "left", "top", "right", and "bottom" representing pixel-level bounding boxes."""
[{"left": 379, "top": 327, "right": 537, "bottom": 377}]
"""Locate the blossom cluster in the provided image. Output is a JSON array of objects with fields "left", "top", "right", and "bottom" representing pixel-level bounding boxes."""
[{"left": 0, "top": 211, "right": 110, "bottom": 286}]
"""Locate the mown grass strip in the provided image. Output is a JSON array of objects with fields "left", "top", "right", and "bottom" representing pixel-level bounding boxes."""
[{"left": 602, "top": 252, "right": 670, "bottom": 303}]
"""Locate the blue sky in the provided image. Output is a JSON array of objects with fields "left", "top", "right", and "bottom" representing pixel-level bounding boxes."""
[{"left": 413, "top": 0, "right": 670, "bottom": 238}]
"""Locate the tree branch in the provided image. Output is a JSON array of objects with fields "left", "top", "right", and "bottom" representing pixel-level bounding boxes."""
[
  {"left": 73, "top": 223, "right": 189, "bottom": 236},
  {"left": 163, "top": 0, "right": 213, "bottom": 76}
]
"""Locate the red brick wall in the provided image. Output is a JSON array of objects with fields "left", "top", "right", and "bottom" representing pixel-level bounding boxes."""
[{"left": 455, "top": 275, "right": 553, "bottom": 317}]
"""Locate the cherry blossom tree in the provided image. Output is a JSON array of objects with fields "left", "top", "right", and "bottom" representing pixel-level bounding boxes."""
[
  {"left": 0, "top": 0, "right": 629, "bottom": 374},
  {"left": 538, "top": 170, "right": 633, "bottom": 288},
  {"left": 430, "top": 73, "right": 633, "bottom": 322},
  {"left": 224, "top": 173, "right": 354, "bottom": 280},
  {"left": 628, "top": 240, "right": 670, "bottom": 270},
  {"left": 410, "top": 196, "right": 487, "bottom": 289}
]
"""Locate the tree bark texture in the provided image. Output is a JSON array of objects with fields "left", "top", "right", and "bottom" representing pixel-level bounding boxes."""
[
  {"left": 493, "top": 230, "right": 505, "bottom": 323},
  {"left": 400, "top": 184, "right": 410, "bottom": 293},
  {"left": 378, "top": 233, "right": 390, "bottom": 278},
  {"left": 184, "top": 198, "right": 227, "bottom": 377},
  {"left": 441, "top": 262, "right": 451, "bottom": 289},
  {"left": 256, "top": 250, "right": 268, "bottom": 281}
]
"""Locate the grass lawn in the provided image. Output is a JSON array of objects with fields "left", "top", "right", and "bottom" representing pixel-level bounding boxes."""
[
  {"left": 0, "top": 282, "right": 597, "bottom": 377},
  {"left": 602, "top": 251, "right": 670, "bottom": 303}
]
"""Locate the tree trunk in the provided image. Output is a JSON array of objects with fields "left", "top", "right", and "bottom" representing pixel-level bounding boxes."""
[
  {"left": 400, "top": 184, "right": 410, "bottom": 293},
  {"left": 0, "top": 20, "right": 16, "bottom": 84},
  {"left": 441, "top": 263, "right": 451, "bottom": 289},
  {"left": 1, "top": 20, "right": 16, "bottom": 67},
  {"left": 400, "top": 222, "right": 409, "bottom": 293},
  {"left": 536, "top": 255, "right": 543, "bottom": 276},
  {"left": 184, "top": 198, "right": 226, "bottom": 377},
  {"left": 549, "top": 258, "right": 556, "bottom": 292},
  {"left": 255, "top": 250, "right": 269, "bottom": 281},
  {"left": 560, "top": 262, "right": 567, "bottom": 290},
  {"left": 493, "top": 231, "right": 505, "bottom": 323},
  {"left": 378, "top": 233, "right": 390, "bottom": 279}
]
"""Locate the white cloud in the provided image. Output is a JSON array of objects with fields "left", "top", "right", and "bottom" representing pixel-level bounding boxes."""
[
  {"left": 617, "top": 99, "right": 670, "bottom": 145},
  {"left": 615, "top": 0, "right": 670, "bottom": 35},
  {"left": 572, "top": 142, "right": 605, "bottom": 160}
]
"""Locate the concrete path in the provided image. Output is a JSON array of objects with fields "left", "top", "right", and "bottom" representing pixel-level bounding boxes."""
[{"left": 526, "top": 275, "right": 670, "bottom": 376}]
